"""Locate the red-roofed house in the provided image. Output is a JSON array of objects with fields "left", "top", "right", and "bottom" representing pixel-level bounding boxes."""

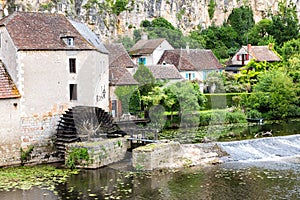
[
  {"left": 226, "top": 44, "right": 281, "bottom": 73},
  {"left": 0, "top": 12, "right": 109, "bottom": 166}
]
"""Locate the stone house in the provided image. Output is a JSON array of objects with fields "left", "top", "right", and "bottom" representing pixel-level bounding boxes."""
[
  {"left": 0, "top": 12, "right": 109, "bottom": 167},
  {"left": 225, "top": 44, "right": 281, "bottom": 73},
  {"left": 157, "top": 49, "right": 224, "bottom": 92},
  {"left": 129, "top": 37, "right": 174, "bottom": 66},
  {"left": 104, "top": 43, "right": 138, "bottom": 119}
]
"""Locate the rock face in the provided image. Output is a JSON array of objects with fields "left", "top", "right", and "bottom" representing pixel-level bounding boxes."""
[{"left": 1, "top": 0, "right": 300, "bottom": 41}]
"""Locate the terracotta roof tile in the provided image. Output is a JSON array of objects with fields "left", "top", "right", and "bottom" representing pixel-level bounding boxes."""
[
  {"left": 158, "top": 49, "right": 223, "bottom": 71},
  {"left": 129, "top": 38, "right": 166, "bottom": 55},
  {"left": 109, "top": 66, "right": 138, "bottom": 86},
  {"left": 244, "top": 46, "right": 281, "bottom": 62},
  {"left": 0, "top": 12, "right": 95, "bottom": 50},
  {"left": 0, "top": 61, "right": 20, "bottom": 99},
  {"left": 104, "top": 43, "right": 136, "bottom": 67},
  {"left": 146, "top": 65, "right": 183, "bottom": 80}
]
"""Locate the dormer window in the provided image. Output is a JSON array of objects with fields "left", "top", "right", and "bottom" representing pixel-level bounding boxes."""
[
  {"left": 60, "top": 32, "right": 75, "bottom": 47},
  {"left": 67, "top": 37, "right": 74, "bottom": 46}
]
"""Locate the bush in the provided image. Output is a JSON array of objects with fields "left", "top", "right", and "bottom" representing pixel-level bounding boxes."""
[
  {"left": 199, "top": 110, "right": 246, "bottom": 126},
  {"left": 225, "top": 110, "right": 247, "bottom": 123},
  {"left": 204, "top": 93, "right": 250, "bottom": 109},
  {"left": 246, "top": 109, "right": 262, "bottom": 118}
]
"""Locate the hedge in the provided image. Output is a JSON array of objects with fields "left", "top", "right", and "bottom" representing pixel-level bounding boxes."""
[{"left": 204, "top": 93, "right": 251, "bottom": 110}]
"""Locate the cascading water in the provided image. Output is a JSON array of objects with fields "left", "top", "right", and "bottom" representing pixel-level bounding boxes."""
[{"left": 217, "top": 134, "right": 300, "bottom": 166}]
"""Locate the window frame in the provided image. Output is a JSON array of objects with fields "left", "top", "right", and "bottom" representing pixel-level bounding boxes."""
[
  {"left": 69, "top": 84, "right": 78, "bottom": 101},
  {"left": 69, "top": 58, "right": 76, "bottom": 73}
]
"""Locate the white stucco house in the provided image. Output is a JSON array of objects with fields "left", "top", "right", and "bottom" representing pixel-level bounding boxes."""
[
  {"left": 225, "top": 44, "right": 281, "bottom": 73},
  {"left": 157, "top": 49, "right": 224, "bottom": 92},
  {"left": 0, "top": 12, "right": 109, "bottom": 166},
  {"left": 129, "top": 37, "right": 174, "bottom": 66}
]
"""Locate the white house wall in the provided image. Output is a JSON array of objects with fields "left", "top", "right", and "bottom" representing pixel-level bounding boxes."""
[
  {"left": 17, "top": 50, "right": 109, "bottom": 116},
  {"left": 0, "top": 27, "right": 18, "bottom": 83},
  {"left": 152, "top": 40, "right": 174, "bottom": 65},
  {"left": 0, "top": 99, "right": 21, "bottom": 166},
  {"left": 0, "top": 50, "right": 109, "bottom": 166}
]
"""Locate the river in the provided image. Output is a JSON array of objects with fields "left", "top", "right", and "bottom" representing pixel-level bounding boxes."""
[{"left": 0, "top": 121, "right": 300, "bottom": 200}]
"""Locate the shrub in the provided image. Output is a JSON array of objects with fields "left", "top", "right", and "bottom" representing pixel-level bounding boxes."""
[{"left": 225, "top": 110, "right": 247, "bottom": 123}]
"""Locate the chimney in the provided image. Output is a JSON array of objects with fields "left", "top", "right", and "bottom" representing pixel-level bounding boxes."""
[
  {"left": 247, "top": 44, "right": 251, "bottom": 52},
  {"left": 186, "top": 43, "right": 190, "bottom": 54},
  {"left": 268, "top": 43, "right": 273, "bottom": 50},
  {"left": 141, "top": 33, "right": 148, "bottom": 40}
]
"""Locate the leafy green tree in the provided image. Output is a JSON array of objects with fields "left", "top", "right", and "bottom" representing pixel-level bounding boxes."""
[
  {"left": 247, "top": 70, "right": 298, "bottom": 119},
  {"left": 246, "top": 18, "right": 273, "bottom": 45},
  {"left": 133, "top": 64, "right": 156, "bottom": 97},
  {"left": 129, "top": 89, "right": 141, "bottom": 114},
  {"left": 133, "top": 65, "right": 156, "bottom": 117},
  {"left": 268, "top": 0, "right": 299, "bottom": 46},
  {"left": 115, "top": 85, "right": 140, "bottom": 114},
  {"left": 226, "top": 5, "right": 255, "bottom": 44},
  {"left": 151, "top": 17, "right": 176, "bottom": 30},
  {"left": 116, "top": 36, "right": 135, "bottom": 51},
  {"left": 205, "top": 71, "right": 225, "bottom": 93},
  {"left": 281, "top": 38, "right": 300, "bottom": 62}
]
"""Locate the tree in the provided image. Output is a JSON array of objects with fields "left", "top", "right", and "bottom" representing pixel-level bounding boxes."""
[
  {"left": 205, "top": 72, "right": 225, "bottom": 93},
  {"left": 133, "top": 65, "right": 156, "bottom": 117},
  {"left": 268, "top": 0, "right": 299, "bottom": 46},
  {"left": 116, "top": 36, "right": 135, "bottom": 51},
  {"left": 133, "top": 64, "right": 156, "bottom": 97},
  {"left": 227, "top": 6, "right": 255, "bottom": 45},
  {"left": 246, "top": 18, "right": 273, "bottom": 45},
  {"left": 247, "top": 70, "right": 298, "bottom": 119},
  {"left": 115, "top": 85, "right": 140, "bottom": 114},
  {"left": 150, "top": 17, "right": 176, "bottom": 30},
  {"left": 281, "top": 38, "right": 300, "bottom": 62}
]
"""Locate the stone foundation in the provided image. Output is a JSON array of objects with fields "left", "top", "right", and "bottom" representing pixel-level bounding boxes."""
[
  {"left": 132, "top": 142, "right": 224, "bottom": 170},
  {"left": 65, "top": 137, "right": 129, "bottom": 169}
]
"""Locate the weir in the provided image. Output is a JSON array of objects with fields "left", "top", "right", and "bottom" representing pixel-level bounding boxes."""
[{"left": 217, "top": 134, "right": 300, "bottom": 162}]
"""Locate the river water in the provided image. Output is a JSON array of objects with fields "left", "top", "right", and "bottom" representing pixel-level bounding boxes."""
[{"left": 1, "top": 122, "right": 300, "bottom": 200}]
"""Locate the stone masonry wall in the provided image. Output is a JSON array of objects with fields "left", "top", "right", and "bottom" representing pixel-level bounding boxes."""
[
  {"left": 132, "top": 142, "right": 224, "bottom": 170},
  {"left": 65, "top": 137, "right": 129, "bottom": 169}
]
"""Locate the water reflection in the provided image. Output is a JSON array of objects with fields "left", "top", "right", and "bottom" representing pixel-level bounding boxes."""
[{"left": 1, "top": 162, "right": 299, "bottom": 200}]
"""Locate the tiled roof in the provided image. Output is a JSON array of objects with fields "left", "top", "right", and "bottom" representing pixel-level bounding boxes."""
[
  {"left": 104, "top": 43, "right": 136, "bottom": 67},
  {"left": 69, "top": 20, "right": 108, "bottom": 54},
  {"left": 158, "top": 49, "right": 223, "bottom": 71},
  {"left": 0, "top": 12, "right": 95, "bottom": 50},
  {"left": 129, "top": 38, "right": 166, "bottom": 55},
  {"left": 109, "top": 66, "right": 138, "bottom": 86},
  {"left": 243, "top": 46, "right": 281, "bottom": 62},
  {"left": 146, "top": 65, "right": 183, "bottom": 80},
  {"left": 0, "top": 61, "right": 20, "bottom": 99}
]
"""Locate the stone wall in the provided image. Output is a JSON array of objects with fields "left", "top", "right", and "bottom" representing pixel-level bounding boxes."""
[
  {"left": 132, "top": 142, "right": 224, "bottom": 170},
  {"left": 65, "top": 137, "right": 129, "bottom": 169}
]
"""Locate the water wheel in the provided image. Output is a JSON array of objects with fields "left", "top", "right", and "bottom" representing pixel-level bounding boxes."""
[{"left": 55, "top": 106, "right": 125, "bottom": 158}]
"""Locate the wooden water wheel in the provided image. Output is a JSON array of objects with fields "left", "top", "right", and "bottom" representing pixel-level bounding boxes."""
[{"left": 55, "top": 106, "right": 125, "bottom": 157}]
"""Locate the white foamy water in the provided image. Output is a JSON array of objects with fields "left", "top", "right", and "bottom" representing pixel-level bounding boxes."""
[{"left": 217, "top": 134, "right": 300, "bottom": 163}]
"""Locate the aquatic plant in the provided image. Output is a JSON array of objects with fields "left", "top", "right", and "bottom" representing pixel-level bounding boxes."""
[{"left": 0, "top": 165, "right": 78, "bottom": 192}]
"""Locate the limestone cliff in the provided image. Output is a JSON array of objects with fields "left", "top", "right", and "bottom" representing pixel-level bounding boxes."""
[{"left": 1, "top": 0, "right": 299, "bottom": 41}]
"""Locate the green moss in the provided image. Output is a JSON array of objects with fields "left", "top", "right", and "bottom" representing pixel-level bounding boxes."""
[
  {"left": 20, "top": 145, "right": 34, "bottom": 165},
  {"left": 66, "top": 147, "right": 89, "bottom": 169}
]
